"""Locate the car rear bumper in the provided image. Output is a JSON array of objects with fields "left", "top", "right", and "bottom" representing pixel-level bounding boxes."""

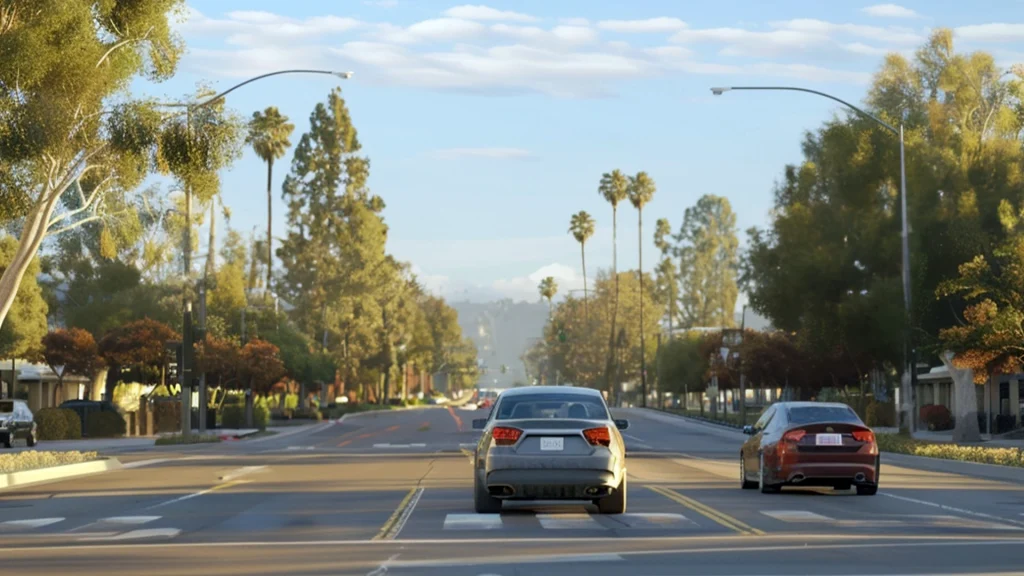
[
  {"left": 781, "top": 454, "right": 878, "bottom": 484},
  {"left": 484, "top": 468, "right": 620, "bottom": 500}
]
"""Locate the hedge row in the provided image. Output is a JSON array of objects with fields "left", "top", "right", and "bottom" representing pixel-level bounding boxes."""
[
  {"left": 876, "top": 433, "right": 1024, "bottom": 467},
  {"left": 0, "top": 451, "right": 99, "bottom": 474},
  {"left": 155, "top": 433, "right": 221, "bottom": 446},
  {"left": 220, "top": 402, "right": 270, "bottom": 430},
  {"left": 34, "top": 408, "right": 125, "bottom": 440}
]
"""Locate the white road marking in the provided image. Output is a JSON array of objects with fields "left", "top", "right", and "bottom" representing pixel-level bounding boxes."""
[
  {"left": 882, "top": 493, "right": 1024, "bottom": 529},
  {"left": 219, "top": 465, "right": 267, "bottom": 481},
  {"left": 615, "top": 513, "right": 693, "bottom": 528},
  {"left": 390, "top": 552, "right": 624, "bottom": 568},
  {"left": 443, "top": 514, "right": 503, "bottom": 530},
  {"left": 373, "top": 443, "right": 430, "bottom": 449},
  {"left": 99, "top": 516, "right": 161, "bottom": 525},
  {"left": 365, "top": 553, "right": 400, "bottom": 576},
  {"left": 122, "top": 458, "right": 173, "bottom": 469},
  {"left": 537, "top": 513, "right": 607, "bottom": 530},
  {"left": 78, "top": 528, "right": 181, "bottom": 541},
  {"left": 0, "top": 518, "right": 64, "bottom": 529},
  {"left": 622, "top": 433, "right": 654, "bottom": 449},
  {"left": 761, "top": 510, "right": 834, "bottom": 522},
  {"left": 285, "top": 446, "right": 315, "bottom": 451},
  {"left": 410, "top": 443, "right": 426, "bottom": 447},
  {"left": 146, "top": 480, "right": 250, "bottom": 510}
]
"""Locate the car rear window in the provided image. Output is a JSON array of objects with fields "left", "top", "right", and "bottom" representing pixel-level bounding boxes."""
[
  {"left": 0, "top": 400, "right": 13, "bottom": 414},
  {"left": 787, "top": 405, "right": 861, "bottom": 425},
  {"left": 495, "top": 393, "right": 608, "bottom": 420}
]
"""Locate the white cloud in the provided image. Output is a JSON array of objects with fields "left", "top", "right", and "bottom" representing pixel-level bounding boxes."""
[
  {"left": 364, "top": 0, "right": 398, "bottom": 7},
  {"left": 180, "top": 9, "right": 362, "bottom": 46},
  {"left": 561, "top": 18, "right": 590, "bottom": 27},
  {"left": 493, "top": 263, "right": 585, "bottom": 302},
  {"left": 432, "top": 147, "right": 533, "bottom": 160},
  {"left": 861, "top": 4, "right": 919, "bottom": 18},
  {"left": 955, "top": 23, "right": 1024, "bottom": 43},
  {"left": 597, "top": 17, "right": 687, "bottom": 33},
  {"left": 443, "top": 5, "right": 537, "bottom": 23},
  {"left": 377, "top": 18, "right": 486, "bottom": 44}
]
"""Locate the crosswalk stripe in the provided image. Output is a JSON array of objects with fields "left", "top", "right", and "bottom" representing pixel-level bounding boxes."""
[
  {"left": 78, "top": 528, "right": 180, "bottom": 541},
  {"left": 0, "top": 518, "right": 64, "bottom": 529},
  {"left": 761, "top": 510, "right": 833, "bottom": 522},
  {"left": 536, "top": 513, "right": 607, "bottom": 530},
  {"left": 443, "top": 514, "right": 503, "bottom": 530},
  {"left": 99, "top": 516, "right": 162, "bottom": 525}
]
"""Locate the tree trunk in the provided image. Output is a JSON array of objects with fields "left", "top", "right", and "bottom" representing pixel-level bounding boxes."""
[
  {"left": 266, "top": 158, "right": 274, "bottom": 296},
  {"left": 941, "top": 351, "right": 981, "bottom": 442},
  {"left": 205, "top": 200, "right": 216, "bottom": 279},
  {"left": 52, "top": 376, "right": 63, "bottom": 407},
  {"left": 0, "top": 196, "right": 54, "bottom": 331},
  {"left": 580, "top": 241, "right": 588, "bottom": 319},
  {"left": 638, "top": 207, "right": 647, "bottom": 407},
  {"left": 606, "top": 206, "right": 619, "bottom": 401}
]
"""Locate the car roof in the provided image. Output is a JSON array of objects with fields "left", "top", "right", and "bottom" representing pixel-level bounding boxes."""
[
  {"left": 497, "top": 386, "right": 603, "bottom": 398},
  {"left": 776, "top": 401, "right": 852, "bottom": 410}
]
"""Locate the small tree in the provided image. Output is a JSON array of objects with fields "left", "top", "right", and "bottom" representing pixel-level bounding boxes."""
[
  {"left": 239, "top": 339, "right": 286, "bottom": 427},
  {"left": 41, "top": 328, "right": 103, "bottom": 405},
  {"left": 98, "top": 319, "right": 180, "bottom": 390},
  {"left": 197, "top": 336, "right": 242, "bottom": 390}
]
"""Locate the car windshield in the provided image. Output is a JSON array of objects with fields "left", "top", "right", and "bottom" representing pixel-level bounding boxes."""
[
  {"left": 787, "top": 405, "right": 861, "bottom": 425},
  {"left": 0, "top": 400, "right": 13, "bottom": 414},
  {"left": 495, "top": 393, "right": 608, "bottom": 420}
]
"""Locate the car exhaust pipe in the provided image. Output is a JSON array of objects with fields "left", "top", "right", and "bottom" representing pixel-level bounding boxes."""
[
  {"left": 488, "top": 485, "right": 515, "bottom": 497},
  {"left": 585, "top": 486, "right": 610, "bottom": 497},
  {"left": 791, "top": 474, "right": 805, "bottom": 483},
  {"left": 854, "top": 473, "right": 866, "bottom": 483}
]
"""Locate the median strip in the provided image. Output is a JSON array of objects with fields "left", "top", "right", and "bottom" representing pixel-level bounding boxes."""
[{"left": 649, "top": 486, "right": 764, "bottom": 536}]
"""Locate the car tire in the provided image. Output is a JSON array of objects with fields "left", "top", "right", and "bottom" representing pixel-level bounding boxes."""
[
  {"left": 1, "top": 435, "right": 10, "bottom": 449},
  {"left": 758, "top": 452, "right": 780, "bottom": 494},
  {"left": 473, "top": 476, "right": 502, "bottom": 514},
  {"left": 856, "top": 483, "right": 878, "bottom": 496},
  {"left": 597, "top": 475, "right": 627, "bottom": 514},
  {"left": 834, "top": 482, "right": 852, "bottom": 491},
  {"left": 740, "top": 454, "right": 757, "bottom": 489},
  {"left": 26, "top": 432, "right": 36, "bottom": 448}
]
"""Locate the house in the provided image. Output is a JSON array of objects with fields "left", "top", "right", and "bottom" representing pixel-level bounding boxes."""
[{"left": 915, "top": 366, "right": 1023, "bottom": 434}]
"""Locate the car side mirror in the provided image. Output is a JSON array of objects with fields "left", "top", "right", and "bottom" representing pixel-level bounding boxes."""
[
  {"left": 472, "top": 418, "right": 487, "bottom": 430},
  {"left": 614, "top": 419, "right": 629, "bottom": 430},
  {"left": 743, "top": 425, "right": 755, "bottom": 435}
]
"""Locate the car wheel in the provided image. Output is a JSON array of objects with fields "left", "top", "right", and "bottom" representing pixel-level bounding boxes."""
[
  {"left": 473, "top": 476, "right": 502, "bottom": 514},
  {"left": 834, "top": 482, "right": 852, "bottom": 491},
  {"left": 740, "top": 454, "right": 757, "bottom": 490},
  {"left": 1, "top": 435, "right": 10, "bottom": 449},
  {"left": 597, "top": 475, "right": 627, "bottom": 514},
  {"left": 26, "top": 432, "right": 36, "bottom": 448},
  {"left": 758, "top": 452, "right": 780, "bottom": 494}
]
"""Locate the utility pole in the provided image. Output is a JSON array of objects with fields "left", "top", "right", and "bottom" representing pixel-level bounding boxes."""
[
  {"left": 181, "top": 301, "right": 193, "bottom": 437},
  {"left": 197, "top": 281, "right": 208, "bottom": 433},
  {"left": 739, "top": 304, "right": 748, "bottom": 426}
]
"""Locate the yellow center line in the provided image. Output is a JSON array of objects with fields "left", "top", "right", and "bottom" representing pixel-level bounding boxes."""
[
  {"left": 649, "top": 486, "right": 765, "bottom": 536},
  {"left": 373, "top": 488, "right": 418, "bottom": 541}
]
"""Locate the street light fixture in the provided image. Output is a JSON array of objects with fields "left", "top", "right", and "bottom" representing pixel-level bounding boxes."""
[{"left": 711, "top": 85, "right": 915, "bottom": 431}]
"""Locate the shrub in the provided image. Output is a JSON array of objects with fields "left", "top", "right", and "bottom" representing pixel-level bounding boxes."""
[
  {"left": 86, "top": 411, "right": 126, "bottom": 437},
  {"left": 865, "top": 401, "right": 896, "bottom": 428},
  {"left": 254, "top": 399, "right": 270, "bottom": 430},
  {"left": 34, "top": 408, "right": 69, "bottom": 441},
  {"left": 920, "top": 404, "right": 953, "bottom": 431},
  {"left": 221, "top": 404, "right": 244, "bottom": 429},
  {"left": 155, "top": 433, "right": 221, "bottom": 446},
  {"left": 877, "top": 433, "right": 1024, "bottom": 467},
  {"left": 62, "top": 409, "right": 83, "bottom": 440},
  {"left": 0, "top": 451, "right": 99, "bottom": 474}
]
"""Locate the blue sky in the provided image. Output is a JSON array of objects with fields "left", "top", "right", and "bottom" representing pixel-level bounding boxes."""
[{"left": 142, "top": 1, "right": 1024, "bottom": 304}]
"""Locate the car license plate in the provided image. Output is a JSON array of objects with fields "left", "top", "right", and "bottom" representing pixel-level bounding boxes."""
[
  {"left": 815, "top": 433, "right": 843, "bottom": 446},
  {"left": 540, "top": 437, "right": 564, "bottom": 451}
]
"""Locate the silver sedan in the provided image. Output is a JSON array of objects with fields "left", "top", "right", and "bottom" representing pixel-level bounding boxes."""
[{"left": 471, "top": 386, "right": 630, "bottom": 514}]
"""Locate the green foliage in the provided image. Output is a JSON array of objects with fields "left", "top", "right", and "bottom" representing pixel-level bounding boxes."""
[
  {"left": 676, "top": 194, "right": 739, "bottom": 328},
  {"left": 0, "top": 237, "right": 47, "bottom": 359},
  {"left": 98, "top": 318, "right": 179, "bottom": 378},
  {"left": 865, "top": 400, "right": 896, "bottom": 428},
  {"left": 86, "top": 411, "right": 126, "bottom": 438},
  {"left": 155, "top": 433, "right": 220, "bottom": 445},
  {"left": 538, "top": 276, "right": 558, "bottom": 308},
  {"left": 63, "top": 409, "right": 83, "bottom": 440},
  {"left": 42, "top": 328, "right": 103, "bottom": 380},
  {"left": 34, "top": 408, "right": 70, "bottom": 441},
  {"left": 240, "top": 339, "right": 286, "bottom": 395},
  {"left": 876, "top": 433, "right": 1024, "bottom": 467},
  {"left": 0, "top": 451, "right": 99, "bottom": 474}
]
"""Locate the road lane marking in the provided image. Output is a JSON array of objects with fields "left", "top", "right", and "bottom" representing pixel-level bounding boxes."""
[
  {"left": 389, "top": 552, "right": 624, "bottom": 569},
  {"left": 882, "top": 492, "right": 1024, "bottom": 529},
  {"left": 218, "top": 466, "right": 267, "bottom": 482},
  {"left": 100, "top": 516, "right": 161, "bottom": 525},
  {"left": 122, "top": 458, "right": 173, "bottom": 469},
  {"left": 443, "top": 514, "right": 503, "bottom": 530},
  {"left": 78, "top": 528, "right": 181, "bottom": 541},
  {"left": 374, "top": 487, "right": 424, "bottom": 540},
  {"left": 613, "top": 513, "right": 694, "bottom": 529},
  {"left": 761, "top": 510, "right": 833, "bottom": 522},
  {"left": 622, "top": 432, "right": 654, "bottom": 450},
  {"left": 145, "top": 479, "right": 249, "bottom": 510},
  {"left": 537, "top": 513, "right": 607, "bottom": 530},
  {"left": 366, "top": 553, "right": 401, "bottom": 576},
  {"left": 649, "top": 486, "right": 765, "bottom": 536},
  {"left": 0, "top": 518, "right": 64, "bottom": 529}
]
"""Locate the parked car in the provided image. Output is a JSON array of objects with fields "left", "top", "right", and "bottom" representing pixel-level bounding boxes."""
[
  {"left": 740, "top": 401, "right": 879, "bottom": 495},
  {"left": 471, "top": 386, "right": 630, "bottom": 514},
  {"left": 59, "top": 399, "right": 118, "bottom": 437},
  {"left": 0, "top": 399, "right": 37, "bottom": 448}
]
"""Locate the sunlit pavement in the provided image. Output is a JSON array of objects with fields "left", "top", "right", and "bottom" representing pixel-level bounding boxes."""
[{"left": 2, "top": 406, "right": 1023, "bottom": 575}]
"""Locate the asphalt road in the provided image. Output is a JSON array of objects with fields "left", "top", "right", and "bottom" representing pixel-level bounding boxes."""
[{"left": 2, "top": 405, "right": 1024, "bottom": 575}]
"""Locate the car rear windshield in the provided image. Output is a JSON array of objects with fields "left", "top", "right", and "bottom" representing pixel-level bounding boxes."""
[
  {"left": 787, "top": 405, "right": 861, "bottom": 425},
  {"left": 495, "top": 393, "right": 608, "bottom": 420},
  {"left": 0, "top": 400, "right": 13, "bottom": 414}
]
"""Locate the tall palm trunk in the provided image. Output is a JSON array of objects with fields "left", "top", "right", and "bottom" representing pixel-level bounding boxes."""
[
  {"left": 265, "top": 158, "right": 274, "bottom": 296},
  {"left": 638, "top": 207, "right": 647, "bottom": 408},
  {"left": 580, "top": 241, "right": 589, "bottom": 319},
  {"left": 606, "top": 206, "right": 619, "bottom": 403}
]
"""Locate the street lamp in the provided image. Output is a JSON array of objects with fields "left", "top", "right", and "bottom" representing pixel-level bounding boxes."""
[
  {"left": 168, "top": 68, "right": 354, "bottom": 437},
  {"left": 710, "top": 85, "right": 915, "bottom": 431}
]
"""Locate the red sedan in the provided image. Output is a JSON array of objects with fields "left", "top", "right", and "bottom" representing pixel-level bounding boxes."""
[{"left": 740, "top": 401, "right": 879, "bottom": 495}]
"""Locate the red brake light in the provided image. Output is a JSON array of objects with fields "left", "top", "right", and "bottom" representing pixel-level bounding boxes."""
[
  {"left": 492, "top": 426, "right": 522, "bottom": 446},
  {"left": 583, "top": 427, "right": 611, "bottom": 447},
  {"left": 852, "top": 430, "right": 875, "bottom": 443},
  {"left": 783, "top": 430, "right": 806, "bottom": 443}
]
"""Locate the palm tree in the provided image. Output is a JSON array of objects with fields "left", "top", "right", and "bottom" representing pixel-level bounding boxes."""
[
  {"left": 598, "top": 169, "right": 629, "bottom": 399},
  {"left": 568, "top": 211, "right": 596, "bottom": 318},
  {"left": 246, "top": 107, "right": 295, "bottom": 297},
  {"left": 538, "top": 276, "right": 558, "bottom": 315},
  {"left": 628, "top": 171, "right": 657, "bottom": 407}
]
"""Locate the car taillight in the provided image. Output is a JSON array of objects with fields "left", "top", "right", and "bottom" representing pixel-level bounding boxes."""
[
  {"left": 491, "top": 426, "right": 522, "bottom": 446},
  {"left": 852, "top": 430, "right": 875, "bottom": 443},
  {"left": 583, "top": 427, "right": 611, "bottom": 447},
  {"left": 782, "top": 429, "right": 806, "bottom": 443}
]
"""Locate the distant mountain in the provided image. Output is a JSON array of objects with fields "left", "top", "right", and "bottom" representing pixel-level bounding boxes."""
[{"left": 449, "top": 299, "right": 549, "bottom": 388}]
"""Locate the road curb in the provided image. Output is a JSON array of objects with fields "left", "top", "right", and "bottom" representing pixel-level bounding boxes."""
[{"left": 0, "top": 457, "right": 122, "bottom": 491}]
